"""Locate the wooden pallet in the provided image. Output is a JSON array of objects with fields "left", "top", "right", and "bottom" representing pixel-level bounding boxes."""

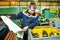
[{"left": 4, "top": 31, "right": 16, "bottom": 40}]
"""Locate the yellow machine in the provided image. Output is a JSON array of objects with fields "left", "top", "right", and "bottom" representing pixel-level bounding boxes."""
[
  {"left": 31, "top": 26, "right": 60, "bottom": 38},
  {"left": 50, "top": 8, "right": 58, "bottom": 13}
]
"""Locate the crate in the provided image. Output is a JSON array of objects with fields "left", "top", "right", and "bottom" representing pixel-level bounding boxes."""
[{"left": 28, "top": 29, "right": 60, "bottom": 40}]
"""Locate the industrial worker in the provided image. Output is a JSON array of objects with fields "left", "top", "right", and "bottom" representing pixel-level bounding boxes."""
[
  {"left": 7, "top": 2, "right": 39, "bottom": 40},
  {"left": 0, "top": 18, "right": 9, "bottom": 40}
]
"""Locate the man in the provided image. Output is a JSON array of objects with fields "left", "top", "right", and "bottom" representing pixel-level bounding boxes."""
[
  {"left": 7, "top": 2, "right": 39, "bottom": 40},
  {"left": 0, "top": 18, "right": 9, "bottom": 40}
]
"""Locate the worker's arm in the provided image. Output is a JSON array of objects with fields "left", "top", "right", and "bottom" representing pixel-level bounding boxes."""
[
  {"left": 6, "top": 12, "right": 23, "bottom": 19},
  {"left": 10, "top": 12, "right": 23, "bottom": 19},
  {"left": 22, "top": 17, "right": 38, "bottom": 32},
  {"left": 28, "top": 17, "right": 38, "bottom": 28}
]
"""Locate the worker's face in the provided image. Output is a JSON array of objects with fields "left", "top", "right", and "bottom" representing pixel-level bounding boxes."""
[{"left": 29, "top": 6, "right": 36, "bottom": 14}]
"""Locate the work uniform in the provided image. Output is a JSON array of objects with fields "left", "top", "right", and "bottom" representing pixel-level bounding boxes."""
[
  {"left": 11, "top": 10, "right": 39, "bottom": 40},
  {"left": 0, "top": 24, "right": 9, "bottom": 40}
]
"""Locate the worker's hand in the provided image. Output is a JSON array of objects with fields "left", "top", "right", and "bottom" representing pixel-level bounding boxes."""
[
  {"left": 22, "top": 26, "right": 28, "bottom": 32},
  {"left": 6, "top": 15, "right": 11, "bottom": 18}
]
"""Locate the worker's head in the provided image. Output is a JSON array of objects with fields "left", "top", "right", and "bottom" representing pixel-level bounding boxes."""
[
  {"left": 28, "top": 2, "right": 36, "bottom": 14},
  {"left": 0, "top": 18, "right": 4, "bottom": 25}
]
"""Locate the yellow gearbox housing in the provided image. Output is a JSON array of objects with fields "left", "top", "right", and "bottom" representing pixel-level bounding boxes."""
[{"left": 31, "top": 26, "right": 60, "bottom": 38}]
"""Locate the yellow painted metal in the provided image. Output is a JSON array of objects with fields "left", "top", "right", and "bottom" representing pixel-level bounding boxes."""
[
  {"left": 31, "top": 26, "right": 60, "bottom": 38},
  {"left": 50, "top": 8, "right": 58, "bottom": 13},
  {"left": 0, "top": 2, "right": 59, "bottom": 6},
  {"left": 53, "top": 18, "right": 60, "bottom": 20}
]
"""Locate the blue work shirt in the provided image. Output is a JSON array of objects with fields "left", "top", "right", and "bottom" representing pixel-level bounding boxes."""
[{"left": 11, "top": 10, "right": 39, "bottom": 29}]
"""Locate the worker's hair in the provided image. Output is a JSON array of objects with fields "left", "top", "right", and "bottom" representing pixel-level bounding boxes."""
[
  {"left": 0, "top": 18, "right": 3, "bottom": 21},
  {"left": 29, "top": 2, "right": 36, "bottom": 9}
]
